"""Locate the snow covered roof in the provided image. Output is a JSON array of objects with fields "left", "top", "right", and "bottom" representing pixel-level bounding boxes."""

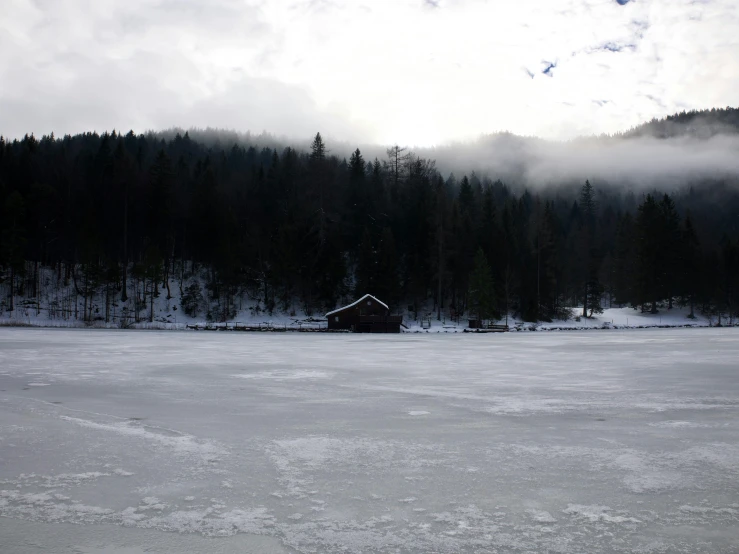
[{"left": 326, "top": 294, "right": 389, "bottom": 317}]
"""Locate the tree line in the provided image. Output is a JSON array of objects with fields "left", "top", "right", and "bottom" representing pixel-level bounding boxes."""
[{"left": 1, "top": 126, "right": 738, "bottom": 323}]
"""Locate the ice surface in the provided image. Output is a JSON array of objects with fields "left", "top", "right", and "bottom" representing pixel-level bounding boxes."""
[{"left": 1, "top": 328, "right": 739, "bottom": 553}]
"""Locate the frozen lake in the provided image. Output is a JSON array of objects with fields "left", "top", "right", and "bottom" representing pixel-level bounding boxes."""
[{"left": 1, "top": 328, "right": 738, "bottom": 553}]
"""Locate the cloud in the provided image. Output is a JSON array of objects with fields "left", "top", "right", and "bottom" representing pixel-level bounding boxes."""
[
  {"left": 0, "top": 0, "right": 738, "bottom": 146},
  {"left": 0, "top": 0, "right": 373, "bottom": 141},
  {"left": 411, "top": 131, "right": 739, "bottom": 189},
  {"left": 591, "top": 41, "right": 637, "bottom": 53}
]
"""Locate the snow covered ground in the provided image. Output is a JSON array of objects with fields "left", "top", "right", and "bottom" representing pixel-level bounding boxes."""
[
  {"left": 0, "top": 304, "right": 722, "bottom": 333},
  {"left": 405, "top": 305, "right": 717, "bottom": 332},
  {"left": 1, "top": 328, "right": 738, "bottom": 553},
  {"left": 0, "top": 266, "right": 726, "bottom": 331}
]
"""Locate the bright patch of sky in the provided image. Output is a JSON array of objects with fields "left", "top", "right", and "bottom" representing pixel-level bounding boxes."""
[{"left": 1, "top": 0, "right": 737, "bottom": 146}]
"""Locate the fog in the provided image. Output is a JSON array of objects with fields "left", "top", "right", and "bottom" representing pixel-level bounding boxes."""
[
  {"left": 417, "top": 132, "right": 739, "bottom": 188},
  {"left": 165, "top": 116, "right": 739, "bottom": 191}
]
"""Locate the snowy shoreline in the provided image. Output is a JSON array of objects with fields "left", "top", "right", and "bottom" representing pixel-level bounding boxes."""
[
  {"left": 0, "top": 311, "right": 734, "bottom": 334},
  {"left": 3, "top": 266, "right": 734, "bottom": 335}
]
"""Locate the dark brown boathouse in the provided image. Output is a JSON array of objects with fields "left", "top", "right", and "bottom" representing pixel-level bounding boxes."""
[{"left": 326, "top": 294, "right": 404, "bottom": 333}]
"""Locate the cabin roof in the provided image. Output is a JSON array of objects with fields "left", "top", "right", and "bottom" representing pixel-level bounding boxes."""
[{"left": 326, "top": 294, "right": 389, "bottom": 317}]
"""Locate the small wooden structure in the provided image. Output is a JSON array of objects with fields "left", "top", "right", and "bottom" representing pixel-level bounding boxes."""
[
  {"left": 468, "top": 319, "right": 509, "bottom": 332},
  {"left": 326, "top": 294, "right": 404, "bottom": 333}
]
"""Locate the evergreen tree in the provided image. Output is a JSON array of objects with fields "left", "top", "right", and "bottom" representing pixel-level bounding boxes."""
[
  {"left": 537, "top": 202, "right": 561, "bottom": 320},
  {"left": 584, "top": 278, "right": 604, "bottom": 316},
  {"left": 580, "top": 179, "right": 596, "bottom": 223},
  {"left": 458, "top": 175, "right": 474, "bottom": 213},
  {"left": 468, "top": 248, "right": 497, "bottom": 321},
  {"left": 148, "top": 150, "right": 174, "bottom": 296},
  {"left": 613, "top": 213, "right": 636, "bottom": 306},
  {"left": 681, "top": 214, "right": 701, "bottom": 318},
  {"left": 577, "top": 180, "right": 602, "bottom": 317},
  {"left": 348, "top": 148, "right": 365, "bottom": 180},
  {"left": 310, "top": 133, "right": 327, "bottom": 161},
  {"left": 355, "top": 227, "right": 374, "bottom": 297},
  {"left": 374, "top": 227, "right": 399, "bottom": 307},
  {"left": 1, "top": 191, "right": 26, "bottom": 311},
  {"left": 657, "top": 194, "right": 681, "bottom": 308},
  {"left": 635, "top": 194, "right": 661, "bottom": 312}
]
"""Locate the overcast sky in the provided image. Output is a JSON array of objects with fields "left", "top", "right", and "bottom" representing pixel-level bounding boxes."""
[{"left": 1, "top": 0, "right": 737, "bottom": 146}]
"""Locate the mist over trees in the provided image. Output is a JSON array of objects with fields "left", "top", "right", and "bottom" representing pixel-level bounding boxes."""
[
  {"left": 1, "top": 109, "right": 739, "bottom": 324},
  {"left": 620, "top": 107, "right": 739, "bottom": 139}
]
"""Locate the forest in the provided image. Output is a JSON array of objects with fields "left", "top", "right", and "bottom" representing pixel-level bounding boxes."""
[{"left": 1, "top": 108, "right": 739, "bottom": 324}]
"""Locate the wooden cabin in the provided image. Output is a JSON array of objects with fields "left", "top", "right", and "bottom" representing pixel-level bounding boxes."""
[{"left": 326, "top": 294, "right": 404, "bottom": 333}]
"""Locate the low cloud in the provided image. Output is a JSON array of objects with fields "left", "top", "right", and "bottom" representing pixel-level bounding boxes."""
[
  {"left": 419, "top": 132, "right": 739, "bottom": 189},
  {"left": 323, "top": 116, "right": 739, "bottom": 190}
]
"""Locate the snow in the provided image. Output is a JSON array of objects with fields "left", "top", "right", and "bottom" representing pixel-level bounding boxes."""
[
  {"left": 1, "top": 327, "right": 739, "bottom": 553},
  {"left": 403, "top": 305, "right": 717, "bottom": 333},
  {"left": 0, "top": 264, "right": 725, "bottom": 333},
  {"left": 325, "top": 293, "right": 389, "bottom": 316}
]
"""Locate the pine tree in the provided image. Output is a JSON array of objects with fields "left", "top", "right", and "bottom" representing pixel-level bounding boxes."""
[
  {"left": 577, "top": 180, "right": 601, "bottom": 317},
  {"left": 613, "top": 213, "right": 636, "bottom": 306},
  {"left": 433, "top": 176, "right": 447, "bottom": 320},
  {"left": 348, "top": 148, "right": 365, "bottom": 180},
  {"left": 635, "top": 194, "right": 660, "bottom": 312},
  {"left": 310, "top": 133, "right": 326, "bottom": 161},
  {"left": 1, "top": 191, "right": 26, "bottom": 312},
  {"left": 112, "top": 140, "right": 135, "bottom": 302},
  {"left": 657, "top": 194, "right": 681, "bottom": 308},
  {"left": 585, "top": 278, "right": 604, "bottom": 316},
  {"left": 308, "top": 132, "right": 330, "bottom": 255},
  {"left": 537, "top": 202, "right": 560, "bottom": 321},
  {"left": 458, "top": 175, "right": 474, "bottom": 213},
  {"left": 468, "top": 248, "right": 496, "bottom": 321},
  {"left": 720, "top": 238, "right": 739, "bottom": 324},
  {"left": 454, "top": 176, "right": 477, "bottom": 313},
  {"left": 682, "top": 214, "right": 701, "bottom": 318},
  {"left": 580, "top": 179, "right": 596, "bottom": 223},
  {"left": 148, "top": 150, "right": 174, "bottom": 297},
  {"left": 374, "top": 227, "right": 399, "bottom": 307},
  {"left": 355, "top": 227, "right": 374, "bottom": 297}
]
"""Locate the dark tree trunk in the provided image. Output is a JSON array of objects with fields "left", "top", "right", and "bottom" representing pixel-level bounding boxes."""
[
  {"left": 8, "top": 266, "right": 14, "bottom": 312},
  {"left": 121, "top": 189, "right": 128, "bottom": 302}
]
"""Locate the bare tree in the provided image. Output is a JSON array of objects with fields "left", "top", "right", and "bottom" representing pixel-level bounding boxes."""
[{"left": 385, "top": 145, "right": 411, "bottom": 189}]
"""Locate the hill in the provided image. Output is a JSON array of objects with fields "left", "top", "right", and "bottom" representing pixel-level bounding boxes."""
[{"left": 1, "top": 109, "right": 739, "bottom": 326}]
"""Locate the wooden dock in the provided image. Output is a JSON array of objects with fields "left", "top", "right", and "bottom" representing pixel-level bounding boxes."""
[
  {"left": 185, "top": 320, "right": 350, "bottom": 332},
  {"left": 463, "top": 324, "right": 509, "bottom": 333}
]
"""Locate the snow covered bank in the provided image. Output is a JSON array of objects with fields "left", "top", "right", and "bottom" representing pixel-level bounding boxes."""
[
  {"left": 0, "top": 265, "right": 731, "bottom": 333},
  {"left": 387, "top": 306, "right": 721, "bottom": 333},
  {"left": 1, "top": 304, "right": 728, "bottom": 334}
]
